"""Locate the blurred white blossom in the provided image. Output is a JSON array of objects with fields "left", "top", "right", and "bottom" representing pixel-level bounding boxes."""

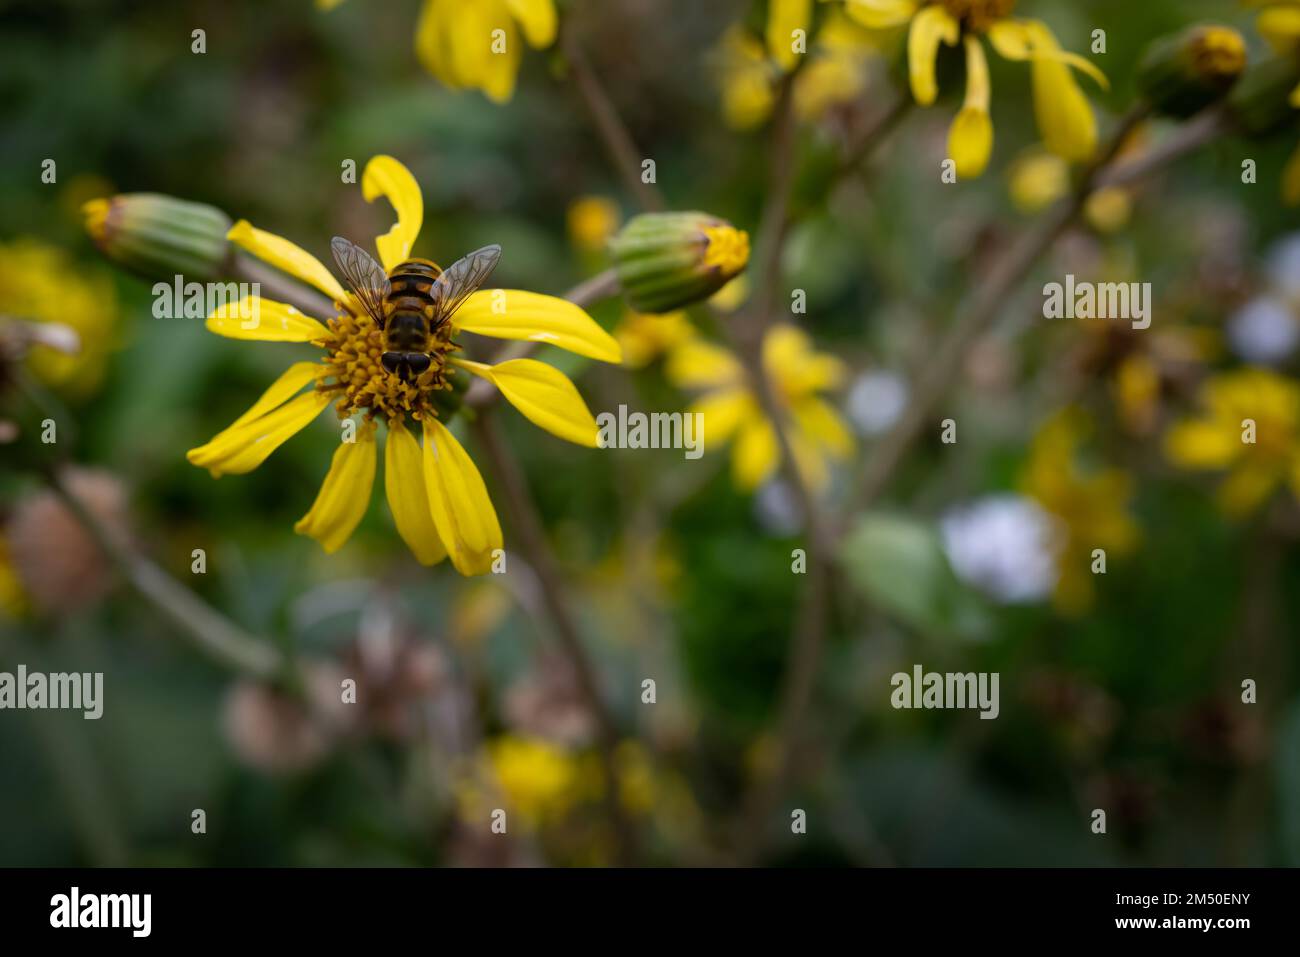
[
  {"left": 940, "top": 495, "right": 1060, "bottom": 605},
  {"left": 847, "top": 370, "right": 908, "bottom": 437}
]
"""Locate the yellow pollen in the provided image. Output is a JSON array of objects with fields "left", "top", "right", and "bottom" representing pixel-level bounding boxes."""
[
  {"left": 316, "top": 306, "right": 456, "bottom": 424},
  {"left": 938, "top": 0, "right": 1017, "bottom": 31},
  {"left": 1189, "top": 26, "right": 1247, "bottom": 81},
  {"left": 701, "top": 225, "right": 750, "bottom": 278}
]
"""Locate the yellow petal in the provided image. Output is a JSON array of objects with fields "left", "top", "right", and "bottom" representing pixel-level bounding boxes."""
[
  {"left": 666, "top": 338, "right": 746, "bottom": 389},
  {"left": 788, "top": 428, "right": 830, "bottom": 492},
  {"left": 1217, "top": 464, "right": 1281, "bottom": 517},
  {"left": 294, "top": 422, "right": 377, "bottom": 553},
  {"left": 766, "top": 0, "right": 811, "bottom": 73},
  {"left": 791, "top": 396, "right": 854, "bottom": 458},
  {"left": 362, "top": 155, "right": 424, "bottom": 273},
  {"left": 422, "top": 418, "right": 503, "bottom": 576},
  {"left": 478, "top": 10, "right": 522, "bottom": 103},
  {"left": 385, "top": 419, "right": 448, "bottom": 566},
  {"left": 688, "top": 388, "right": 756, "bottom": 446},
  {"left": 227, "top": 220, "right": 347, "bottom": 305},
  {"left": 989, "top": 20, "right": 1107, "bottom": 88},
  {"left": 1026, "top": 23, "right": 1096, "bottom": 162},
  {"left": 948, "top": 36, "right": 993, "bottom": 178},
  {"left": 188, "top": 389, "right": 330, "bottom": 476},
  {"left": 733, "top": 416, "right": 780, "bottom": 491},
  {"left": 908, "top": 4, "right": 959, "bottom": 106},
  {"left": 1164, "top": 420, "right": 1240, "bottom": 470},
  {"left": 1258, "top": 7, "right": 1300, "bottom": 54},
  {"left": 505, "top": 0, "right": 557, "bottom": 48},
  {"left": 842, "top": 0, "right": 919, "bottom": 30},
  {"left": 415, "top": 0, "right": 454, "bottom": 85},
  {"left": 230, "top": 361, "right": 324, "bottom": 430},
  {"left": 454, "top": 358, "right": 600, "bottom": 447},
  {"left": 455, "top": 290, "right": 622, "bottom": 363},
  {"left": 206, "top": 295, "right": 330, "bottom": 342}
]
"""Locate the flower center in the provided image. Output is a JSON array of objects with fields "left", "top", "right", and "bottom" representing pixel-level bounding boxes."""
[
  {"left": 939, "top": 0, "right": 1017, "bottom": 31},
  {"left": 316, "top": 306, "right": 457, "bottom": 424}
]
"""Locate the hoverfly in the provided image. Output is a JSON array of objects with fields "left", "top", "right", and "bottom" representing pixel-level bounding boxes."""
[{"left": 330, "top": 237, "right": 502, "bottom": 382}]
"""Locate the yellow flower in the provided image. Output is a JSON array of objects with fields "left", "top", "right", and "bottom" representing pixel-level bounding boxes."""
[
  {"left": 842, "top": 0, "right": 1107, "bottom": 177},
  {"left": 718, "top": 11, "right": 878, "bottom": 129},
  {"left": 666, "top": 324, "right": 853, "bottom": 491},
  {"left": 0, "top": 239, "right": 117, "bottom": 396},
  {"left": 1165, "top": 367, "right": 1300, "bottom": 516},
  {"left": 458, "top": 735, "right": 584, "bottom": 830},
  {"left": 1021, "top": 409, "right": 1138, "bottom": 615},
  {"left": 566, "top": 196, "right": 620, "bottom": 255},
  {"left": 1253, "top": 2, "right": 1300, "bottom": 202},
  {"left": 187, "top": 155, "right": 620, "bottom": 575},
  {"left": 321, "top": 0, "right": 557, "bottom": 103},
  {"left": 615, "top": 310, "right": 696, "bottom": 368},
  {"left": 768, "top": 0, "right": 813, "bottom": 72}
]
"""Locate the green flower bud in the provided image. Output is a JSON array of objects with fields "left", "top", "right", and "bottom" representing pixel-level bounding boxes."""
[
  {"left": 1227, "top": 55, "right": 1300, "bottom": 137},
  {"left": 609, "top": 212, "right": 750, "bottom": 314},
  {"left": 1137, "top": 25, "right": 1247, "bottom": 119},
  {"left": 82, "top": 193, "right": 233, "bottom": 282}
]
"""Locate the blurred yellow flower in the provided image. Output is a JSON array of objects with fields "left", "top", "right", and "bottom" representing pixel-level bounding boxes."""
[
  {"left": 718, "top": 10, "right": 878, "bottom": 129},
  {"left": 566, "top": 196, "right": 620, "bottom": 255},
  {"left": 1022, "top": 409, "right": 1138, "bottom": 615},
  {"left": 843, "top": 0, "right": 1107, "bottom": 178},
  {"left": 615, "top": 310, "right": 696, "bottom": 368},
  {"left": 1165, "top": 367, "right": 1300, "bottom": 516},
  {"left": 0, "top": 535, "right": 25, "bottom": 619},
  {"left": 320, "top": 0, "right": 557, "bottom": 103},
  {"left": 187, "top": 155, "right": 620, "bottom": 574},
  {"left": 667, "top": 324, "right": 853, "bottom": 491},
  {"left": 454, "top": 735, "right": 584, "bottom": 832},
  {"left": 768, "top": 0, "right": 813, "bottom": 73},
  {"left": 0, "top": 239, "right": 117, "bottom": 396},
  {"left": 1253, "top": 2, "right": 1300, "bottom": 202},
  {"left": 1007, "top": 148, "right": 1133, "bottom": 231}
]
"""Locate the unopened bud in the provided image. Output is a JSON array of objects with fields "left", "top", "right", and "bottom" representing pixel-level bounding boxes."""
[
  {"left": 1137, "top": 25, "right": 1247, "bottom": 118},
  {"left": 83, "top": 193, "right": 233, "bottom": 282},
  {"left": 1228, "top": 55, "right": 1300, "bottom": 137},
  {"left": 610, "top": 212, "right": 750, "bottom": 314}
]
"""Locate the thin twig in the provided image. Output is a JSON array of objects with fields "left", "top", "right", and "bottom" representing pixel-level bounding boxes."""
[
  {"left": 848, "top": 103, "right": 1154, "bottom": 517},
  {"left": 471, "top": 411, "right": 639, "bottom": 863},
  {"left": 41, "top": 465, "right": 283, "bottom": 680},
  {"left": 561, "top": 20, "right": 666, "bottom": 212}
]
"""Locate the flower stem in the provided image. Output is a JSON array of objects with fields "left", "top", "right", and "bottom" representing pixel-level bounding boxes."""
[
  {"left": 561, "top": 20, "right": 665, "bottom": 213},
  {"left": 40, "top": 465, "right": 283, "bottom": 680},
  {"left": 470, "top": 411, "right": 639, "bottom": 863}
]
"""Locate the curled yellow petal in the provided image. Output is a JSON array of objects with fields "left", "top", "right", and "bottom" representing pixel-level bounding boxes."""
[
  {"left": 1026, "top": 24, "right": 1096, "bottom": 162},
  {"left": 454, "top": 358, "right": 600, "bottom": 447},
  {"left": 505, "top": 0, "right": 557, "bottom": 48},
  {"left": 385, "top": 419, "right": 447, "bottom": 566},
  {"left": 455, "top": 290, "right": 622, "bottom": 363},
  {"left": 908, "top": 4, "right": 959, "bottom": 106},
  {"left": 207, "top": 296, "right": 330, "bottom": 342},
  {"left": 295, "top": 422, "right": 377, "bottom": 553},
  {"left": 227, "top": 220, "right": 347, "bottom": 304},
  {"left": 188, "top": 389, "right": 330, "bottom": 476},
  {"left": 422, "top": 418, "right": 503, "bottom": 576},
  {"left": 363, "top": 155, "right": 424, "bottom": 273}
]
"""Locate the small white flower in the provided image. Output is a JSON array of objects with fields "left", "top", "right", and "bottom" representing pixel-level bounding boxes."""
[
  {"left": 940, "top": 495, "right": 1060, "bottom": 604},
  {"left": 846, "top": 370, "right": 908, "bottom": 437},
  {"left": 1226, "top": 297, "right": 1299, "bottom": 366}
]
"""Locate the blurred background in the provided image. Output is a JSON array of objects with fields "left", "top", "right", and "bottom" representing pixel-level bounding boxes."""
[{"left": 2, "top": 0, "right": 1299, "bottom": 866}]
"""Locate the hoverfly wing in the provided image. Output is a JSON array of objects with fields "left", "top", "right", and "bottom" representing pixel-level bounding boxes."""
[
  {"left": 429, "top": 244, "right": 501, "bottom": 329},
  {"left": 330, "top": 236, "right": 391, "bottom": 328}
]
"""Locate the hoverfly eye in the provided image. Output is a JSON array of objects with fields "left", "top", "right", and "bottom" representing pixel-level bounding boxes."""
[
  {"left": 381, "top": 353, "right": 403, "bottom": 376},
  {"left": 405, "top": 353, "right": 431, "bottom": 376}
]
